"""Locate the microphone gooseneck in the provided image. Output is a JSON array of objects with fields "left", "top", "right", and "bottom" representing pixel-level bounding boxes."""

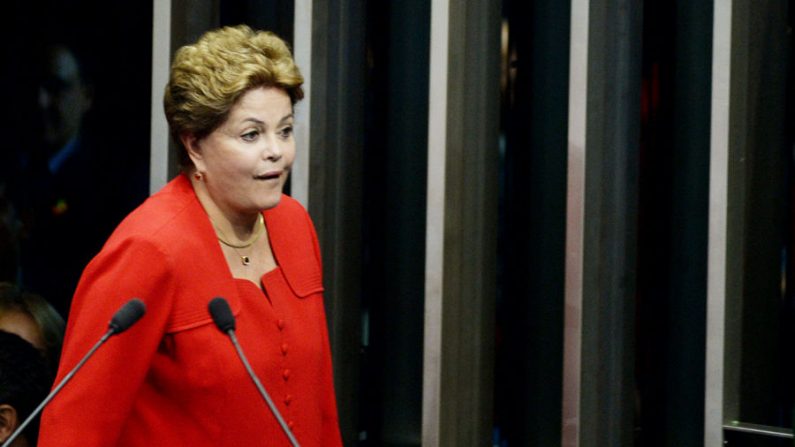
[
  {"left": 208, "top": 297, "right": 300, "bottom": 447},
  {"left": 1, "top": 298, "right": 147, "bottom": 447}
]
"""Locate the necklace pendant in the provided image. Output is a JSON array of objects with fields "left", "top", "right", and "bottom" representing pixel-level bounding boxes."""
[{"left": 241, "top": 255, "right": 251, "bottom": 266}]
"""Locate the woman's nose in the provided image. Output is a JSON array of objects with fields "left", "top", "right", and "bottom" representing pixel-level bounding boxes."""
[{"left": 262, "top": 134, "right": 283, "bottom": 160}]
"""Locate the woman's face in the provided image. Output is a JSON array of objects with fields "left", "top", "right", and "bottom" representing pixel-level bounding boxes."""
[
  {"left": 0, "top": 310, "right": 44, "bottom": 350},
  {"left": 191, "top": 87, "right": 295, "bottom": 215}
]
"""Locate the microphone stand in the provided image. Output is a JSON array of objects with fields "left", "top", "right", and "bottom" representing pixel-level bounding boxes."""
[
  {"left": 208, "top": 297, "right": 300, "bottom": 447},
  {"left": 1, "top": 298, "right": 145, "bottom": 447},
  {"left": 225, "top": 328, "right": 300, "bottom": 447},
  {"left": 2, "top": 331, "right": 112, "bottom": 447}
]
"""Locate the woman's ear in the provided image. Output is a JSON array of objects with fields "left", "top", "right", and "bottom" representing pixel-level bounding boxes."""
[
  {"left": 181, "top": 133, "right": 207, "bottom": 174},
  {"left": 0, "top": 403, "right": 19, "bottom": 444}
]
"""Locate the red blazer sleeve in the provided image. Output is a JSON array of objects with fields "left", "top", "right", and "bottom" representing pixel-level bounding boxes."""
[{"left": 38, "top": 236, "right": 175, "bottom": 446}]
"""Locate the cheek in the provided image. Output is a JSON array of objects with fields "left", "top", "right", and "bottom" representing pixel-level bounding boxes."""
[
  {"left": 228, "top": 157, "right": 257, "bottom": 175},
  {"left": 205, "top": 151, "right": 251, "bottom": 177}
]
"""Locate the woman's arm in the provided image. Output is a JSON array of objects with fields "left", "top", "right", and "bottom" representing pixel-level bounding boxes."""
[{"left": 37, "top": 237, "right": 175, "bottom": 446}]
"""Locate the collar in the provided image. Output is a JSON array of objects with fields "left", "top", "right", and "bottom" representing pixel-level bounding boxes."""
[{"left": 171, "top": 174, "right": 324, "bottom": 299}]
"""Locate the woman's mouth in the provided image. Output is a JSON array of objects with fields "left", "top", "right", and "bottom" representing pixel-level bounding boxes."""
[{"left": 254, "top": 170, "right": 282, "bottom": 181}]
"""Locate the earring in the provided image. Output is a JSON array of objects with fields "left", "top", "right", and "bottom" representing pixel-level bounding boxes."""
[{"left": 193, "top": 172, "right": 203, "bottom": 181}]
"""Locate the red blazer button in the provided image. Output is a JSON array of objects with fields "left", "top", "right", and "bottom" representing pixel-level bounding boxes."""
[
  {"left": 281, "top": 343, "right": 289, "bottom": 355},
  {"left": 282, "top": 369, "right": 291, "bottom": 381}
]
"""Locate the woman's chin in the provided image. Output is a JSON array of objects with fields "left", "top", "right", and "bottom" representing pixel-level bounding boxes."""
[{"left": 257, "top": 194, "right": 283, "bottom": 211}]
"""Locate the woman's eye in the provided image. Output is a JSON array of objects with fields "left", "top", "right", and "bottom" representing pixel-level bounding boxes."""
[
  {"left": 241, "top": 130, "right": 259, "bottom": 142},
  {"left": 279, "top": 126, "right": 294, "bottom": 139}
]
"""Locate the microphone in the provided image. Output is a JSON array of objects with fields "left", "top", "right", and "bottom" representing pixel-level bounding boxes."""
[
  {"left": 109, "top": 298, "right": 147, "bottom": 334},
  {"left": 208, "top": 297, "right": 300, "bottom": 447},
  {"left": 1, "top": 298, "right": 146, "bottom": 447}
]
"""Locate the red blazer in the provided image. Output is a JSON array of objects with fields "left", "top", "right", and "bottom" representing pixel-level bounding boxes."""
[{"left": 38, "top": 175, "right": 342, "bottom": 447}]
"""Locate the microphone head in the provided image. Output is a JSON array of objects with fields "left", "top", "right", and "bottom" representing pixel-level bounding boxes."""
[
  {"left": 109, "top": 298, "right": 146, "bottom": 334},
  {"left": 208, "top": 297, "right": 236, "bottom": 332}
]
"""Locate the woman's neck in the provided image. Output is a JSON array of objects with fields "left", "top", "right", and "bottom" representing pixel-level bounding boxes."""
[{"left": 190, "top": 174, "right": 261, "bottom": 242}]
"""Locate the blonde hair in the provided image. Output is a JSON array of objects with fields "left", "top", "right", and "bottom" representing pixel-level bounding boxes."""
[{"left": 163, "top": 25, "right": 304, "bottom": 169}]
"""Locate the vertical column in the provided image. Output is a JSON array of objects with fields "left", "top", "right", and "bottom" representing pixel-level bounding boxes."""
[
  {"left": 422, "top": 0, "right": 500, "bottom": 445},
  {"left": 304, "top": 2, "right": 366, "bottom": 445},
  {"left": 291, "top": 0, "right": 312, "bottom": 207},
  {"left": 422, "top": 0, "right": 449, "bottom": 443},
  {"left": 707, "top": 0, "right": 793, "bottom": 443},
  {"left": 149, "top": 0, "right": 220, "bottom": 194},
  {"left": 704, "top": 0, "right": 732, "bottom": 444},
  {"left": 562, "top": 0, "right": 589, "bottom": 444},
  {"left": 563, "top": 0, "right": 643, "bottom": 445},
  {"left": 150, "top": 0, "right": 172, "bottom": 194}
]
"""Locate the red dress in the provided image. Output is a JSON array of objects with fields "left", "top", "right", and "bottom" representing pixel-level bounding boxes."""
[{"left": 37, "top": 175, "right": 342, "bottom": 447}]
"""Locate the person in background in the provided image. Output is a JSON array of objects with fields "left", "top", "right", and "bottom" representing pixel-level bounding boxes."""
[
  {"left": 37, "top": 44, "right": 94, "bottom": 164},
  {"left": 38, "top": 25, "right": 342, "bottom": 446},
  {"left": 13, "top": 42, "right": 98, "bottom": 316},
  {"left": 0, "top": 331, "right": 54, "bottom": 447},
  {"left": 0, "top": 282, "right": 65, "bottom": 370},
  {"left": 10, "top": 42, "right": 144, "bottom": 317}
]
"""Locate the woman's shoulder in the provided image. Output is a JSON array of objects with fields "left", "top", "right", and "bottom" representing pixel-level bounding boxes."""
[
  {"left": 107, "top": 175, "right": 205, "bottom": 248},
  {"left": 269, "top": 194, "right": 310, "bottom": 218},
  {"left": 265, "top": 194, "right": 317, "bottom": 233},
  {"left": 76, "top": 176, "right": 234, "bottom": 331}
]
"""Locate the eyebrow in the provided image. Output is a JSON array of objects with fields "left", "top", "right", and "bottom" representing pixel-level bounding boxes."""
[{"left": 241, "top": 114, "right": 294, "bottom": 126}]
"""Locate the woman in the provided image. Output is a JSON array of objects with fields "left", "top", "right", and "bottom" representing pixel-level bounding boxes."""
[
  {"left": 0, "top": 331, "right": 53, "bottom": 447},
  {"left": 38, "top": 26, "right": 342, "bottom": 446},
  {"left": 0, "top": 282, "right": 65, "bottom": 370}
]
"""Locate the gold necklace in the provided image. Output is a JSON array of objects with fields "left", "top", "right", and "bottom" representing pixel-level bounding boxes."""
[{"left": 214, "top": 214, "right": 265, "bottom": 265}]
